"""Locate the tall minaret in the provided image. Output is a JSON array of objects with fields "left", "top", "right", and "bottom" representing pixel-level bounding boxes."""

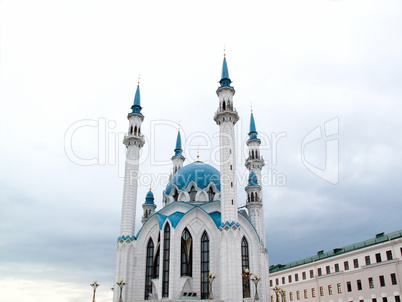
[
  {"left": 245, "top": 170, "right": 265, "bottom": 244},
  {"left": 120, "top": 80, "right": 145, "bottom": 238},
  {"left": 214, "top": 54, "right": 242, "bottom": 302},
  {"left": 171, "top": 129, "right": 185, "bottom": 174},
  {"left": 245, "top": 111, "right": 265, "bottom": 185},
  {"left": 214, "top": 54, "right": 239, "bottom": 224}
]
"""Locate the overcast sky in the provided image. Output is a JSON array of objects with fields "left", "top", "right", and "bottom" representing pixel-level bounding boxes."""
[{"left": 1, "top": 0, "right": 402, "bottom": 301}]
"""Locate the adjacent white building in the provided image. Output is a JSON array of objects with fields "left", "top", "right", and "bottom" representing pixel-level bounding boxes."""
[
  {"left": 113, "top": 56, "right": 270, "bottom": 302},
  {"left": 270, "top": 231, "right": 402, "bottom": 302}
]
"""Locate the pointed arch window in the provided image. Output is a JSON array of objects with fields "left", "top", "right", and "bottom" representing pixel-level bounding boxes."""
[
  {"left": 162, "top": 223, "right": 170, "bottom": 297},
  {"left": 145, "top": 238, "right": 154, "bottom": 300},
  {"left": 241, "top": 237, "right": 251, "bottom": 298},
  {"left": 189, "top": 186, "right": 196, "bottom": 202},
  {"left": 251, "top": 192, "right": 255, "bottom": 202},
  {"left": 208, "top": 187, "right": 214, "bottom": 202},
  {"left": 181, "top": 228, "right": 193, "bottom": 276},
  {"left": 222, "top": 101, "right": 226, "bottom": 111},
  {"left": 153, "top": 233, "right": 160, "bottom": 278},
  {"left": 134, "top": 126, "right": 138, "bottom": 136},
  {"left": 173, "top": 188, "right": 179, "bottom": 202},
  {"left": 200, "top": 231, "right": 210, "bottom": 299}
]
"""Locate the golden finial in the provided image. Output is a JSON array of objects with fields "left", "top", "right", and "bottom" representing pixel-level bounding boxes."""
[
  {"left": 137, "top": 74, "right": 141, "bottom": 86},
  {"left": 251, "top": 102, "right": 253, "bottom": 113},
  {"left": 251, "top": 165, "right": 254, "bottom": 172},
  {"left": 178, "top": 120, "right": 180, "bottom": 132},
  {"left": 197, "top": 146, "right": 200, "bottom": 161},
  {"left": 224, "top": 45, "right": 226, "bottom": 58},
  {"left": 149, "top": 181, "right": 152, "bottom": 191}
]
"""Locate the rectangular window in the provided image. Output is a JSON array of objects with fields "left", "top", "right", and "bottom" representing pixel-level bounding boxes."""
[
  {"left": 396, "top": 296, "right": 401, "bottom": 302},
  {"left": 400, "top": 247, "right": 402, "bottom": 257},
  {"left": 295, "top": 273, "right": 299, "bottom": 282},
  {"left": 337, "top": 283, "right": 342, "bottom": 293},
  {"left": 284, "top": 293, "right": 287, "bottom": 302},
  {"left": 312, "top": 288, "right": 316, "bottom": 298},
  {"left": 369, "top": 277, "right": 374, "bottom": 288},
  {"left": 310, "top": 270, "right": 314, "bottom": 278},
  {"left": 380, "top": 275, "right": 385, "bottom": 287},
  {"left": 365, "top": 255, "right": 371, "bottom": 265},
  {"left": 383, "top": 297, "right": 388, "bottom": 302},
  {"left": 276, "top": 278, "right": 279, "bottom": 285},
  {"left": 376, "top": 253, "right": 382, "bottom": 263},
  {"left": 326, "top": 266, "right": 331, "bottom": 274},
  {"left": 391, "top": 273, "right": 397, "bottom": 285},
  {"left": 344, "top": 261, "right": 350, "bottom": 271},
  {"left": 320, "top": 286, "right": 324, "bottom": 296},
  {"left": 270, "top": 280, "right": 273, "bottom": 287},
  {"left": 282, "top": 277, "right": 286, "bottom": 285},
  {"left": 290, "top": 292, "right": 293, "bottom": 301},
  {"left": 387, "top": 250, "right": 393, "bottom": 260},
  {"left": 354, "top": 258, "right": 359, "bottom": 268},
  {"left": 296, "top": 291, "right": 300, "bottom": 300},
  {"left": 373, "top": 299, "right": 377, "bottom": 302},
  {"left": 304, "top": 289, "right": 308, "bottom": 299},
  {"left": 347, "top": 281, "right": 352, "bottom": 292},
  {"left": 302, "top": 272, "right": 306, "bottom": 280},
  {"left": 318, "top": 268, "right": 322, "bottom": 276},
  {"left": 328, "top": 285, "right": 333, "bottom": 295},
  {"left": 357, "top": 279, "right": 362, "bottom": 290},
  {"left": 289, "top": 275, "right": 292, "bottom": 283},
  {"left": 335, "top": 263, "right": 340, "bottom": 272}
]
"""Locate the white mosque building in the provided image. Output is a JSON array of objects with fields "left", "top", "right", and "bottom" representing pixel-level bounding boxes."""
[{"left": 113, "top": 56, "right": 270, "bottom": 302}]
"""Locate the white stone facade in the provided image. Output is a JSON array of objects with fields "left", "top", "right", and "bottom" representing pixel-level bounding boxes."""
[{"left": 270, "top": 231, "right": 402, "bottom": 302}]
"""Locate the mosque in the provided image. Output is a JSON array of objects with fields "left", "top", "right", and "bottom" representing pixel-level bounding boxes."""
[{"left": 113, "top": 56, "right": 270, "bottom": 302}]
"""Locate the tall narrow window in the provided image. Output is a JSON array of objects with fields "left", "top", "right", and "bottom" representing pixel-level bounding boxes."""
[
  {"left": 320, "top": 286, "right": 324, "bottom": 296},
  {"left": 369, "top": 277, "right": 374, "bottom": 288},
  {"left": 326, "top": 266, "right": 331, "bottom": 274},
  {"left": 208, "top": 187, "right": 214, "bottom": 202},
  {"left": 335, "top": 263, "right": 340, "bottom": 272},
  {"left": 328, "top": 285, "right": 333, "bottom": 295},
  {"left": 387, "top": 250, "right": 393, "bottom": 260},
  {"left": 357, "top": 279, "right": 362, "bottom": 290},
  {"left": 312, "top": 288, "right": 316, "bottom": 297},
  {"left": 391, "top": 273, "right": 397, "bottom": 285},
  {"left": 302, "top": 272, "right": 306, "bottom": 280},
  {"left": 173, "top": 189, "right": 179, "bottom": 201},
  {"left": 354, "top": 258, "right": 359, "bottom": 268},
  {"left": 162, "top": 223, "right": 170, "bottom": 297},
  {"left": 153, "top": 234, "right": 160, "bottom": 278},
  {"left": 189, "top": 186, "right": 196, "bottom": 202},
  {"left": 337, "top": 283, "right": 342, "bottom": 293},
  {"left": 344, "top": 261, "right": 350, "bottom": 270},
  {"left": 241, "top": 237, "right": 250, "bottom": 298},
  {"left": 310, "top": 270, "right": 314, "bottom": 278},
  {"left": 145, "top": 238, "right": 154, "bottom": 300},
  {"left": 376, "top": 253, "right": 382, "bottom": 263},
  {"left": 181, "top": 228, "right": 192, "bottom": 276},
  {"left": 347, "top": 281, "right": 352, "bottom": 292},
  {"left": 295, "top": 273, "right": 299, "bottom": 282},
  {"left": 365, "top": 255, "right": 371, "bottom": 265},
  {"left": 318, "top": 268, "right": 322, "bottom": 276},
  {"left": 379, "top": 275, "right": 385, "bottom": 287},
  {"left": 200, "top": 231, "right": 210, "bottom": 299}
]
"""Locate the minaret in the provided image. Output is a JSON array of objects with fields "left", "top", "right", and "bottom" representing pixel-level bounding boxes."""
[
  {"left": 245, "top": 170, "right": 264, "bottom": 243},
  {"left": 214, "top": 54, "right": 242, "bottom": 302},
  {"left": 120, "top": 79, "right": 145, "bottom": 238},
  {"left": 141, "top": 188, "right": 156, "bottom": 224},
  {"left": 245, "top": 111, "right": 265, "bottom": 185},
  {"left": 214, "top": 54, "right": 239, "bottom": 224},
  {"left": 171, "top": 129, "right": 185, "bottom": 174}
]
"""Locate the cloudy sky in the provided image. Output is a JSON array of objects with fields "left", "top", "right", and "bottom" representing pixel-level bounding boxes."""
[{"left": 1, "top": 0, "right": 401, "bottom": 301}]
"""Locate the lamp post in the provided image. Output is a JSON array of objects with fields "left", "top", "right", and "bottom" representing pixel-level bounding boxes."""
[
  {"left": 116, "top": 278, "right": 126, "bottom": 302},
  {"left": 242, "top": 268, "right": 252, "bottom": 298},
  {"left": 207, "top": 271, "right": 216, "bottom": 300},
  {"left": 273, "top": 285, "right": 281, "bottom": 302},
  {"left": 279, "top": 288, "right": 286, "bottom": 302},
  {"left": 90, "top": 280, "right": 100, "bottom": 302},
  {"left": 251, "top": 274, "right": 261, "bottom": 301}
]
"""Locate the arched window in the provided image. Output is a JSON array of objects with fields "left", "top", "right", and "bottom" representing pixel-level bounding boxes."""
[
  {"left": 145, "top": 238, "right": 154, "bottom": 300},
  {"left": 200, "top": 231, "right": 210, "bottom": 299},
  {"left": 208, "top": 187, "right": 214, "bottom": 202},
  {"left": 241, "top": 237, "right": 251, "bottom": 298},
  {"left": 189, "top": 186, "right": 196, "bottom": 202},
  {"left": 153, "top": 234, "right": 160, "bottom": 278},
  {"left": 181, "top": 228, "right": 192, "bottom": 276},
  {"left": 251, "top": 150, "right": 255, "bottom": 159},
  {"left": 251, "top": 192, "right": 254, "bottom": 202},
  {"left": 134, "top": 126, "right": 138, "bottom": 136},
  {"left": 130, "top": 126, "right": 133, "bottom": 135},
  {"left": 162, "top": 223, "right": 170, "bottom": 297},
  {"left": 173, "top": 189, "right": 179, "bottom": 202},
  {"left": 222, "top": 101, "right": 226, "bottom": 111}
]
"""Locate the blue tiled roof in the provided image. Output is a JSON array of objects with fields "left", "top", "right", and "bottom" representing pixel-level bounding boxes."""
[
  {"left": 131, "top": 85, "right": 142, "bottom": 114},
  {"left": 249, "top": 113, "right": 258, "bottom": 139},
  {"left": 174, "top": 130, "right": 183, "bottom": 157},
  {"left": 165, "top": 161, "right": 220, "bottom": 195},
  {"left": 220, "top": 57, "right": 232, "bottom": 87},
  {"left": 145, "top": 190, "right": 154, "bottom": 204}
]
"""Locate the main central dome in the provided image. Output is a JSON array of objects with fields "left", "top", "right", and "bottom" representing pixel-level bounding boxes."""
[{"left": 165, "top": 161, "right": 221, "bottom": 195}]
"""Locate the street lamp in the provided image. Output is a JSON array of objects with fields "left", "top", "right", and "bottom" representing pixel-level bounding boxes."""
[
  {"left": 251, "top": 274, "right": 261, "bottom": 301},
  {"left": 116, "top": 278, "right": 126, "bottom": 302},
  {"left": 279, "top": 288, "right": 286, "bottom": 302},
  {"left": 242, "top": 268, "right": 252, "bottom": 298},
  {"left": 272, "top": 285, "right": 281, "bottom": 302},
  {"left": 207, "top": 272, "right": 216, "bottom": 300},
  {"left": 90, "top": 280, "right": 100, "bottom": 302}
]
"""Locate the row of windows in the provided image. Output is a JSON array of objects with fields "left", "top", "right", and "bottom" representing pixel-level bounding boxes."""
[
  {"left": 272, "top": 249, "right": 397, "bottom": 286},
  {"left": 279, "top": 274, "right": 398, "bottom": 302},
  {"left": 273, "top": 294, "right": 401, "bottom": 302}
]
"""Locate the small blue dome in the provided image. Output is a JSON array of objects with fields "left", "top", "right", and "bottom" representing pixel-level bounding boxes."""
[
  {"left": 248, "top": 171, "right": 258, "bottom": 186},
  {"left": 145, "top": 190, "right": 154, "bottom": 204},
  {"left": 165, "top": 161, "right": 220, "bottom": 195}
]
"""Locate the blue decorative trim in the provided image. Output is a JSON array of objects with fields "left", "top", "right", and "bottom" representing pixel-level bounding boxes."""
[
  {"left": 220, "top": 221, "right": 241, "bottom": 228},
  {"left": 117, "top": 235, "right": 136, "bottom": 241}
]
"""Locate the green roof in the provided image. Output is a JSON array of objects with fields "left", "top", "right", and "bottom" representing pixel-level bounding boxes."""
[{"left": 269, "top": 230, "right": 402, "bottom": 274}]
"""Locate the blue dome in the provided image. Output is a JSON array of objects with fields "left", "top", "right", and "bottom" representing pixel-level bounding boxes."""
[
  {"left": 145, "top": 190, "right": 154, "bottom": 204},
  {"left": 165, "top": 161, "right": 220, "bottom": 195},
  {"left": 248, "top": 171, "right": 258, "bottom": 186}
]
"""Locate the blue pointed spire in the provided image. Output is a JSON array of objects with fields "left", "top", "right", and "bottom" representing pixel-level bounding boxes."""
[
  {"left": 131, "top": 84, "right": 142, "bottom": 114},
  {"left": 249, "top": 112, "right": 258, "bottom": 139},
  {"left": 219, "top": 56, "right": 232, "bottom": 87},
  {"left": 174, "top": 130, "right": 183, "bottom": 157},
  {"left": 145, "top": 189, "right": 155, "bottom": 204}
]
